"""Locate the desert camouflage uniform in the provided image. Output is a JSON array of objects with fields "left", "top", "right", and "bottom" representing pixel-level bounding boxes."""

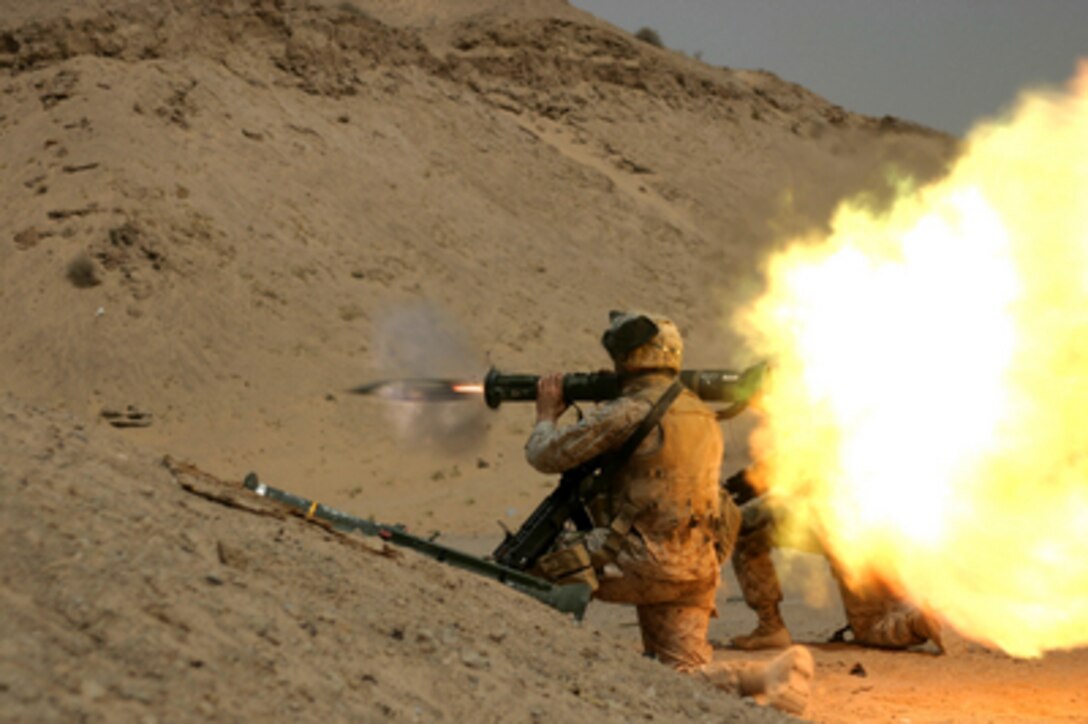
[
  {"left": 526, "top": 372, "right": 727, "bottom": 671},
  {"left": 732, "top": 497, "right": 937, "bottom": 649},
  {"left": 524, "top": 310, "right": 813, "bottom": 716},
  {"left": 732, "top": 511, "right": 789, "bottom": 634}
]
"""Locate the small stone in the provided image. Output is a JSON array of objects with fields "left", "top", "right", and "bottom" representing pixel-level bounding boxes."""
[
  {"left": 80, "top": 679, "right": 107, "bottom": 701},
  {"left": 355, "top": 535, "right": 389, "bottom": 555},
  {"left": 216, "top": 541, "right": 248, "bottom": 570},
  {"left": 13, "top": 227, "right": 41, "bottom": 250},
  {"left": 66, "top": 252, "right": 102, "bottom": 288},
  {"left": 849, "top": 662, "right": 868, "bottom": 677},
  {"left": 415, "top": 629, "right": 437, "bottom": 654},
  {"left": 460, "top": 649, "right": 489, "bottom": 670},
  {"left": 439, "top": 626, "right": 459, "bottom": 646}
]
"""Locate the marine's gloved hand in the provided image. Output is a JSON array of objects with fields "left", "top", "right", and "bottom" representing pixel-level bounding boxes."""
[
  {"left": 582, "top": 526, "right": 611, "bottom": 554},
  {"left": 554, "top": 527, "right": 610, "bottom": 553},
  {"left": 582, "top": 527, "right": 625, "bottom": 579},
  {"left": 536, "top": 372, "right": 569, "bottom": 423},
  {"left": 740, "top": 497, "right": 775, "bottom": 533}
]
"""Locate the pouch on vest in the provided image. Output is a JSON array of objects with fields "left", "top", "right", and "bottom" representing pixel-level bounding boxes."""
[{"left": 535, "top": 543, "right": 599, "bottom": 591}]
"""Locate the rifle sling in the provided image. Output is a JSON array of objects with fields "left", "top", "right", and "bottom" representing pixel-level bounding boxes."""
[{"left": 603, "top": 379, "right": 684, "bottom": 479}]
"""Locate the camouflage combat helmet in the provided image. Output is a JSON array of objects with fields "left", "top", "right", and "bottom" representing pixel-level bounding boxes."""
[{"left": 601, "top": 310, "right": 683, "bottom": 373}]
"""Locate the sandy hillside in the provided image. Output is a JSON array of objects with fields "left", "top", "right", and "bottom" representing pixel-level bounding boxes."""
[
  {"left": 0, "top": 0, "right": 956, "bottom": 532},
  {"left": 4, "top": 1, "right": 1086, "bottom": 722}
]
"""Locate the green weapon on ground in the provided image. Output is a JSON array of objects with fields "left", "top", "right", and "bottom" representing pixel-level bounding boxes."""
[{"left": 243, "top": 473, "right": 592, "bottom": 619}]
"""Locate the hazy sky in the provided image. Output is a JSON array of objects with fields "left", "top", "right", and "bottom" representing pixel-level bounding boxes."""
[{"left": 571, "top": 0, "right": 1087, "bottom": 137}]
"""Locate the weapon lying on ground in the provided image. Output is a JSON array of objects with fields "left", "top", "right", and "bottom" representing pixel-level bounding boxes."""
[
  {"left": 243, "top": 473, "right": 592, "bottom": 619},
  {"left": 351, "top": 362, "right": 767, "bottom": 419}
]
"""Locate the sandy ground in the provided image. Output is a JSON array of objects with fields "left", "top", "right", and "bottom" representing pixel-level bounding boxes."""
[
  {"left": 5, "top": 394, "right": 1087, "bottom": 723},
  {"left": 0, "top": 393, "right": 791, "bottom": 723},
  {"left": 2, "top": 1, "right": 1085, "bottom": 721}
]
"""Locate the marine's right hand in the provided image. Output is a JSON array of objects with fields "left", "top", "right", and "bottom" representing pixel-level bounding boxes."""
[{"left": 536, "top": 372, "right": 568, "bottom": 423}]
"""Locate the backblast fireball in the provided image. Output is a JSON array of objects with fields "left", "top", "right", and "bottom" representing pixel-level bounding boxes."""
[{"left": 736, "top": 62, "right": 1088, "bottom": 658}]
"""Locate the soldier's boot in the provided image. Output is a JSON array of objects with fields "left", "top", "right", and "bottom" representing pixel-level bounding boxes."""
[
  {"left": 731, "top": 605, "right": 791, "bottom": 650},
  {"left": 736, "top": 645, "right": 815, "bottom": 716},
  {"left": 908, "top": 609, "right": 945, "bottom": 654}
]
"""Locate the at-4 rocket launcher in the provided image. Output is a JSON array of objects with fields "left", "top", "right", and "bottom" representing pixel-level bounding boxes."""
[
  {"left": 481, "top": 363, "right": 766, "bottom": 418},
  {"left": 351, "top": 362, "right": 768, "bottom": 420}
]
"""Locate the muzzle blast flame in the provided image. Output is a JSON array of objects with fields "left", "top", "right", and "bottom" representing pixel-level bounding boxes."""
[
  {"left": 348, "top": 378, "right": 484, "bottom": 403},
  {"left": 736, "top": 63, "right": 1088, "bottom": 658}
]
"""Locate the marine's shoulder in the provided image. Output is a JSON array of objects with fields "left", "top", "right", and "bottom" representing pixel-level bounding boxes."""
[
  {"left": 621, "top": 372, "right": 679, "bottom": 398},
  {"left": 622, "top": 374, "right": 707, "bottom": 409}
]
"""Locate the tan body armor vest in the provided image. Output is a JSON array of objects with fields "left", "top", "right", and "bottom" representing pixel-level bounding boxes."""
[{"left": 600, "top": 373, "right": 725, "bottom": 585}]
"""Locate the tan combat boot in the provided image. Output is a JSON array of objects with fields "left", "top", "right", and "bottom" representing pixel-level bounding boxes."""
[
  {"left": 909, "top": 609, "right": 945, "bottom": 654},
  {"left": 731, "top": 606, "right": 792, "bottom": 650},
  {"left": 736, "top": 645, "right": 815, "bottom": 716}
]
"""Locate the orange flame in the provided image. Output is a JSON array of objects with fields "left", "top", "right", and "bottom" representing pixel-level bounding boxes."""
[
  {"left": 735, "top": 62, "right": 1088, "bottom": 657},
  {"left": 452, "top": 383, "right": 484, "bottom": 394}
]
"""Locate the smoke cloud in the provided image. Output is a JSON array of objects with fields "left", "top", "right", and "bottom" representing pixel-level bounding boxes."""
[{"left": 369, "top": 300, "right": 489, "bottom": 453}]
